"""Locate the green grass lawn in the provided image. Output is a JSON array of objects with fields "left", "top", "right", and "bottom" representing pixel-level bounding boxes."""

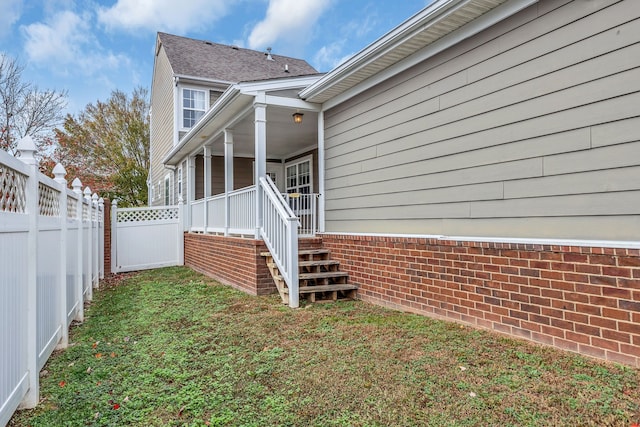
[{"left": 9, "top": 267, "right": 640, "bottom": 427}]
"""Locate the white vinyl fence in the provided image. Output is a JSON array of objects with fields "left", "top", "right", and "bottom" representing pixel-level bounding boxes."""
[
  {"left": 0, "top": 136, "right": 104, "bottom": 426},
  {"left": 111, "top": 202, "right": 183, "bottom": 273}
]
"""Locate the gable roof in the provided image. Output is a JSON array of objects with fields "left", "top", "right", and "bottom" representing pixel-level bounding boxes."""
[
  {"left": 157, "top": 32, "right": 319, "bottom": 83},
  {"left": 300, "top": 0, "right": 537, "bottom": 106}
]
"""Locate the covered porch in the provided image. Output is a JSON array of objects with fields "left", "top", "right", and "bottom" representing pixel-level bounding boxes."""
[{"left": 163, "top": 76, "right": 330, "bottom": 307}]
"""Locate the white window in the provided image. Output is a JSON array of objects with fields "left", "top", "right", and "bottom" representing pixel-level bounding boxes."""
[
  {"left": 181, "top": 88, "right": 206, "bottom": 129},
  {"left": 177, "top": 166, "right": 183, "bottom": 198},
  {"left": 164, "top": 174, "right": 170, "bottom": 205}
]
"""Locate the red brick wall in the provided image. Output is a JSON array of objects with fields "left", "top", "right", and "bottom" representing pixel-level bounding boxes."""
[
  {"left": 184, "top": 233, "right": 273, "bottom": 295},
  {"left": 184, "top": 235, "right": 324, "bottom": 296},
  {"left": 322, "top": 234, "right": 640, "bottom": 367}
]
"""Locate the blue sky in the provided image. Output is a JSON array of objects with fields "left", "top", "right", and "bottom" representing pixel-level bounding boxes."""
[{"left": 0, "top": 0, "right": 431, "bottom": 116}]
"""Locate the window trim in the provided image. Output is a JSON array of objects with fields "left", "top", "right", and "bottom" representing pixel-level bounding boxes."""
[
  {"left": 180, "top": 86, "right": 209, "bottom": 131},
  {"left": 164, "top": 174, "right": 171, "bottom": 206}
]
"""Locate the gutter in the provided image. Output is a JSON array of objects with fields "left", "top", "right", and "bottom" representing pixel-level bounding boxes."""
[
  {"left": 174, "top": 74, "right": 234, "bottom": 87},
  {"left": 299, "top": 0, "right": 469, "bottom": 100}
]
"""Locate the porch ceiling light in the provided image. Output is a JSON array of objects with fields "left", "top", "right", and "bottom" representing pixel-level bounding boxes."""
[{"left": 292, "top": 112, "right": 304, "bottom": 124}]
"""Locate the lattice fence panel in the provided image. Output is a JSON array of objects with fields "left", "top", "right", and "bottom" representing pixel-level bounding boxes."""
[
  {"left": 39, "top": 183, "right": 60, "bottom": 216},
  {"left": 117, "top": 207, "right": 179, "bottom": 223},
  {"left": 0, "top": 166, "right": 27, "bottom": 213},
  {"left": 67, "top": 196, "right": 77, "bottom": 219}
]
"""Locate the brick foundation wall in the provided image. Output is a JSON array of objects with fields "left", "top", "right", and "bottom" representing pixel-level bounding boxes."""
[
  {"left": 321, "top": 234, "right": 640, "bottom": 367},
  {"left": 185, "top": 233, "right": 272, "bottom": 295},
  {"left": 184, "top": 235, "right": 324, "bottom": 296}
]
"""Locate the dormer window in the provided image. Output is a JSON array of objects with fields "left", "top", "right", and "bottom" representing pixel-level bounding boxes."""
[{"left": 182, "top": 87, "right": 207, "bottom": 129}]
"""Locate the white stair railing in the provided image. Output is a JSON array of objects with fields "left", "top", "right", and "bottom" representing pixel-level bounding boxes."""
[
  {"left": 259, "top": 176, "right": 299, "bottom": 308},
  {"left": 282, "top": 193, "right": 319, "bottom": 237}
]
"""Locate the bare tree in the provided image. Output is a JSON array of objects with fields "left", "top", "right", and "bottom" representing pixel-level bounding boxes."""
[{"left": 0, "top": 53, "right": 67, "bottom": 154}]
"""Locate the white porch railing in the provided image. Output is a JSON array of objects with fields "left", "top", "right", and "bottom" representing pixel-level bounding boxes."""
[
  {"left": 189, "top": 187, "right": 318, "bottom": 238},
  {"left": 282, "top": 193, "right": 319, "bottom": 237},
  {"left": 191, "top": 199, "right": 205, "bottom": 232},
  {"left": 190, "top": 187, "right": 257, "bottom": 235},
  {"left": 0, "top": 136, "right": 104, "bottom": 425},
  {"left": 228, "top": 186, "right": 256, "bottom": 235},
  {"left": 259, "top": 176, "right": 299, "bottom": 308}
]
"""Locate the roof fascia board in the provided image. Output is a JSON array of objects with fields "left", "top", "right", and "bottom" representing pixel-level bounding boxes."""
[
  {"left": 321, "top": 0, "right": 538, "bottom": 110},
  {"left": 263, "top": 95, "right": 321, "bottom": 111},
  {"left": 174, "top": 73, "right": 235, "bottom": 87},
  {"left": 239, "top": 75, "right": 323, "bottom": 93},
  {"left": 300, "top": 0, "right": 467, "bottom": 100}
]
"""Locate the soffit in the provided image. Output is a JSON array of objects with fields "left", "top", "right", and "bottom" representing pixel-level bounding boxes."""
[{"left": 302, "top": 0, "right": 508, "bottom": 104}]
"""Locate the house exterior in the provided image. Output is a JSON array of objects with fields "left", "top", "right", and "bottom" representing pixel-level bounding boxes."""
[
  {"left": 148, "top": 32, "right": 319, "bottom": 206},
  {"left": 153, "top": 0, "right": 640, "bottom": 367}
]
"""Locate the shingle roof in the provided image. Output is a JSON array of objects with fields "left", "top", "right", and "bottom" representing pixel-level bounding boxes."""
[{"left": 157, "top": 32, "right": 319, "bottom": 83}]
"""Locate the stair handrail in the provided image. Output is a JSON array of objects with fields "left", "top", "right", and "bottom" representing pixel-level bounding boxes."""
[
  {"left": 259, "top": 175, "right": 299, "bottom": 308},
  {"left": 261, "top": 175, "right": 299, "bottom": 221}
]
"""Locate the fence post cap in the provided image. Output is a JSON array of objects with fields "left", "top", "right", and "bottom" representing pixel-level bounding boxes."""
[
  {"left": 98, "top": 197, "right": 104, "bottom": 206},
  {"left": 178, "top": 195, "right": 184, "bottom": 204},
  {"left": 83, "top": 187, "right": 91, "bottom": 197},
  {"left": 72, "top": 177, "right": 83, "bottom": 193},
  {"left": 16, "top": 135, "right": 38, "bottom": 166},
  {"left": 53, "top": 163, "right": 67, "bottom": 182},
  {"left": 112, "top": 199, "right": 118, "bottom": 207},
  {"left": 92, "top": 193, "right": 98, "bottom": 201}
]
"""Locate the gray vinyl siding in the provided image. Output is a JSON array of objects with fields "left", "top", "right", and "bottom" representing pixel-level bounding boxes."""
[
  {"left": 149, "top": 47, "right": 175, "bottom": 206},
  {"left": 323, "top": 0, "right": 640, "bottom": 241}
]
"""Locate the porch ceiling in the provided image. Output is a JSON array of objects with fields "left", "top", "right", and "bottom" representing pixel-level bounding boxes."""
[
  {"left": 208, "top": 106, "right": 318, "bottom": 159},
  {"left": 163, "top": 98, "right": 318, "bottom": 165}
]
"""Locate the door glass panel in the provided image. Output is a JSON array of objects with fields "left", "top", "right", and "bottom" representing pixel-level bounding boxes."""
[{"left": 285, "top": 159, "right": 312, "bottom": 213}]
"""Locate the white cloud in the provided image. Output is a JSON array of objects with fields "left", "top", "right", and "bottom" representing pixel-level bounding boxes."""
[
  {"left": 311, "top": 10, "right": 378, "bottom": 71},
  {"left": 247, "top": 0, "right": 332, "bottom": 52},
  {"left": 21, "top": 10, "right": 129, "bottom": 76},
  {"left": 0, "top": 0, "right": 23, "bottom": 39},
  {"left": 313, "top": 42, "right": 352, "bottom": 71},
  {"left": 97, "top": 0, "right": 230, "bottom": 33}
]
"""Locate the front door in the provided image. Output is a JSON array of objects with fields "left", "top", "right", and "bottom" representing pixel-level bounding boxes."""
[
  {"left": 285, "top": 156, "right": 312, "bottom": 197},
  {"left": 285, "top": 156, "right": 315, "bottom": 235}
]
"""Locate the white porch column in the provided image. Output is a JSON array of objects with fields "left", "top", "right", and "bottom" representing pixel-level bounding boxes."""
[
  {"left": 317, "top": 110, "right": 326, "bottom": 233},
  {"left": 254, "top": 93, "right": 267, "bottom": 239},
  {"left": 224, "top": 129, "right": 234, "bottom": 236},
  {"left": 187, "top": 156, "right": 196, "bottom": 231},
  {"left": 203, "top": 146, "right": 212, "bottom": 233}
]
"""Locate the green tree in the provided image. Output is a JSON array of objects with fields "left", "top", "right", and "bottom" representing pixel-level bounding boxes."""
[{"left": 50, "top": 87, "right": 150, "bottom": 206}]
